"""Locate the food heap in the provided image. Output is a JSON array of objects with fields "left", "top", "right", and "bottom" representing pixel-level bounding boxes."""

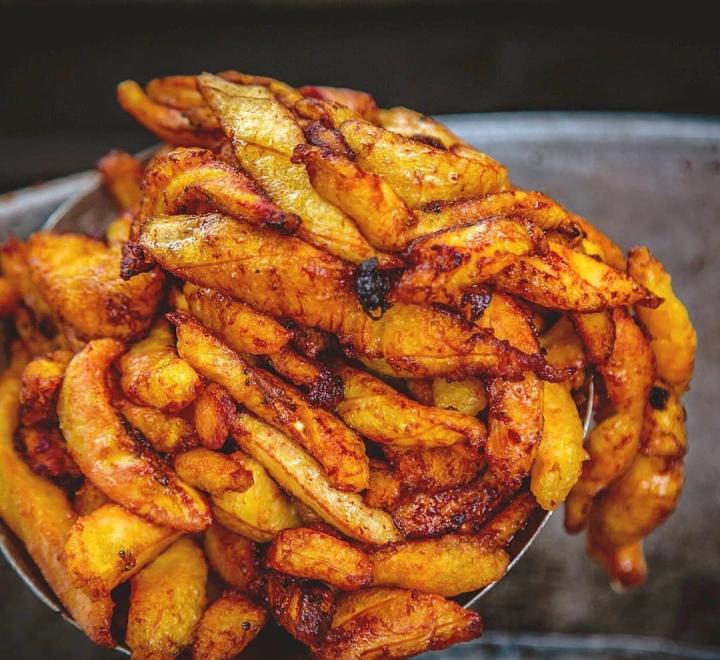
[{"left": 0, "top": 71, "right": 696, "bottom": 659}]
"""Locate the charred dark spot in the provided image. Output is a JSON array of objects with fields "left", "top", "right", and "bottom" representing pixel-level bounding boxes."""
[
  {"left": 306, "top": 371, "right": 344, "bottom": 411},
  {"left": 650, "top": 385, "right": 671, "bottom": 410},
  {"left": 462, "top": 290, "right": 492, "bottom": 321},
  {"left": 267, "top": 209, "right": 301, "bottom": 235},
  {"left": 410, "top": 134, "right": 447, "bottom": 150},
  {"left": 428, "top": 244, "right": 465, "bottom": 272},
  {"left": 37, "top": 315, "right": 59, "bottom": 339},
  {"left": 121, "top": 241, "right": 155, "bottom": 280},
  {"left": 241, "top": 621, "right": 252, "bottom": 631},
  {"left": 303, "top": 121, "right": 355, "bottom": 160},
  {"left": 355, "top": 257, "right": 392, "bottom": 319},
  {"left": 421, "top": 200, "right": 445, "bottom": 214}
]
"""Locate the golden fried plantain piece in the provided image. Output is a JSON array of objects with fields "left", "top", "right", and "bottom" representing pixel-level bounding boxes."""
[
  {"left": 330, "top": 116, "right": 509, "bottom": 208},
  {"left": 387, "top": 442, "right": 485, "bottom": 495},
  {"left": 391, "top": 469, "right": 510, "bottom": 538},
  {"left": 120, "top": 319, "right": 204, "bottom": 413},
  {"left": 266, "top": 346, "right": 344, "bottom": 410},
  {"left": 479, "top": 293, "right": 544, "bottom": 487},
  {"left": 363, "top": 460, "right": 404, "bottom": 510},
  {"left": 97, "top": 149, "right": 144, "bottom": 211},
  {"left": 267, "top": 527, "right": 373, "bottom": 591},
  {"left": 573, "top": 215, "right": 626, "bottom": 271},
  {"left": 145, "top": 74, "right": 206, "bottom": 109},
  {"left": 370, "top": 535, "right": 508, "bottom": 596},
  {"left": 19, "top": 350, "right": 72, "bottom": 425},
  {"left": 264, "top": 571, "right": 336, "bottom": 647},
  {"left": 27, "top": 232, "right": 163, "bottom": 342},
  {"left": 431, "top": 377, "right": 487, "bottom": 415},
  {"left": 127, "top": 538, "right": 208, "bottom": 660},
  {"left": 414, "top": 190, "right": 581, "bottom": 241},
  {"left": 16, "top": 424, "right": 81, "bottom": 482},
  {"left": 393, "top": 217, "right": 547, "bottom": 306},
  {"left": 334, "top": 362, "right": 486, "bottom": 449},
  {"left": 174, "top": 448, "right": 254, "bottom": 495},
  {"left": 289, "top": 323, "right": 332, "bottom": 358},
  {"left": 142, "top": 214, "right": 559, "bottom": 382},
  {"left": 219, "top": 70, "right": 304, "bottom": 107},
  {"left": 193, "top": 590, "right": 267, "bottom": 660},
  {"left": 0, "top": 371, "right": 115, "bottom": 647},
  {"left": 116, "top": 396, "right": 200, "bottom": 454},
  {"left": 73, "top": 480, "right": 109, "bottom": 516},
  {"left": 232, "top": 412, "right": 401, "bottom": 544},
  {"left": 588, "top": 539, "right": 647, "bottom": 589},
  {"left": 565, "top": 309, "right": 654, "bottom": 533},
  {"left": 496, "top": 240, "right": 660, "bottom": 312},
  {"left": 539, "top": 316, "right": 586, "bottom": 385},
  {"left": 570, "top": 310, "right": 616, "bottom": 365},
  {"left": 183, "top": 282, "right": 292, "bottom": 356},
  {"left": 191, "top": 382, "right": 235, "bottom": 449},
  {"left": 531, "top": 382, "right": 587, "bottom": 510},
  {"left": 0, "top": 275, "right": 20, "bottom": 316},
  {"left": 628, "top": 246, "right": 696, "bottom": 393},
  {"left": 240, "top": 143, "right": 401, "bottom": 266},
  {"left": 136, "top": 147, "right": 301, "bottom": 236},
  {"left": 590, "top": 455, "right": 683, "bottom": 551},
  {"left": 105, "top": 212, "right": 133, "bottom": 246},
  {"left": 13, "top": 305, "right": 68, "bottom": 357},
  {"left": 117, "top": 80, "right": 223, "bottom": 147},
  {"left": 315, "top": 587, "right": 483, "bottom": 660},
  {"left": 58, "top": 339, "right": 211, "bottom": 531},
  {"left": 204, "top": 522, "right": 262, "bottom": 593},
  {"left": 293, "top": 143, "right": 418, "bottom": 251},
  {"left": 377, "top": 106, "right": 465, "bottom": 148},
  {"left": 476, "top": 492, "right": 539, "bottom": 547},
  {"left": 63, "top": 502, "right": 180, "bottom": 597},
  {"left": 587, "top": 384, "right": 686, "bottom": 585},
  {"left": 171, "top": 312, "right": 369, "bottom": 492},
  {"left": 176, "top": 447, "right": 299, "bottom": 542},
  {"left": 301, "top": 85, "right": 379, "bottom": 121},
  {"left": 1, "top": 237, "right": 57, "bottom": 326}
]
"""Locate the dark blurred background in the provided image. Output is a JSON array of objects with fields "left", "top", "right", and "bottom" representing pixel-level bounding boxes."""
[{"left": 1, "top": 0, "right": 719, "bottom": 192}]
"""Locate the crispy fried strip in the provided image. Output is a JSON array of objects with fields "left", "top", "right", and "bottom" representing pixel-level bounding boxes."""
[
  {"left": 63, "top": 502, "right": 179, "bottom": 597},
  {"left": 136, "top": 147, "right": 301, "bottom": 236},
  {"left": 334, "top": 362, "right": 486, "bottom": 448},
  {"left": 391, "top": 469, "right": 510, "bottom": 538},
  {"left": 570, "top": 311, "right": 616, "bottom": 364},
  {"left": 97, "top": 149, "right": 144, "bottom": 211},
  {"left": 191, "top": 382, "right": 235, "bottom": 450},
  {"left": 183, "top": 282, "right": 292, "bottom": 356},
  {"left": 0, "top": 369, "right": 115, "bottom": 646},
  {"left": 314, "top": 587, "right": 483, "bottom": 660},
  {"left": 479, "top": 293, "right": 544, "bottom": 487},
  {"left": 565, "top": 309, "right": 654, "bottom": 533},
  {"left": 16, "top": 424, "right": 81, "bottom": 482},
  {"left": 573, "top": 214, "right": 626, "bottom": 270},
  {"left": 117, "top": 80, "right": 223, "bottom": 147},
  {"left": 232, "top": 412, "right": 401, "bottom": 545},
  {"left": 120, "top": 319, "right": 204, "bottom": 413},
  {"left": 293, "top": 143, "right": 418, "bottom": 251},
  {"left": 127, "top": 538, "right": 208, "bottom": 660},
  {"left": 539, "top": 316, "right": 586, "bottom": 383},
  {"left": 116, "top": 397, "right": 200, "bottom": 454},
  {"left": 27, "top": 232, "right": 164, "bottom": 342},
  {"left": 174, "top": 448, "right": 254, "bottom": 496},
  {"left": 377, "top": 106, "right": 467, "bottom": 148},
  {"left": 141, "top": 214, "right": 560, "bottom": 381},
  {"left": 496, "top": 240, "right": 660, "bottom": 312},
  {"left": 171, "top": 312, "right": 369, "bottom": 492},
  {"left": 531, "top": 382, "right": 587, "bottom": 510},
  {"left": 20, "top": 350, "right": 72, "bottom": 425},
  {"left": 370, "top": 535, "right": 509, "bottom": 596},
  {"left": 431, "top": 377, "right": 487, "bottom": 415},
  {"left": 193, "top": 590, "right": 267, "bottom": 660},
  {"left": 327, "top": 114, "right": 509, "bottom": 208},
  {"left": 393, "top": 217, "right": 547, "bottom": 306},
  {"left": 628, "top": 246, "right": 696, "bottom": 393},
  {"left": 266, "top": 346, "right": 344, "bottom": 410},
  {"left": 267, "top": 527, "right": 373, "bottom": 591},
  {"left": 265, "top": 572, "right": 336, "bottom": 648},
  {"left": 58, "top": 339, "right": 211, "bottom": 531},
  {"left": 414, "top": 190, "right": 581, "bottom": 240},
  {"left": 301, "top": 85, "right": 379, "bottom": 121},
  {"left": 476, "top": 492, "right": 539, "bottom": 547},
  {"left": 204, "top": 522, "right": 262, "bottom": 593}
]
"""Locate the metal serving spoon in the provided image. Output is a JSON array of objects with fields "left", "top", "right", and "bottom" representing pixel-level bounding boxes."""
[{"left": 0, "top": 171, "right": 594, "bottom": 653}]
